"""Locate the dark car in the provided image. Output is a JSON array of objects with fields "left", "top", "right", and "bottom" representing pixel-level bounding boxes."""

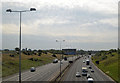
[
  {"left": 64, "top": 57, "right": 67, "bottom": 61},
  {"left": 69, "top": 61, "right": 73, "bottom": 63},
  {"left": 91, "top": 69, "right": 94, "bottom": 72},
  {"left": 88, "top": 66, "right": 92, "bottom": 69}
]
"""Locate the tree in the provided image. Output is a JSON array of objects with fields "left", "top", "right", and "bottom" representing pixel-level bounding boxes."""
[
  {"left": 38, "top": 53, "right": 41, "bottom": 56},
  {"left": 4, "top": 49, "right": 9, "bottom": 51},
  {"left": 42, "top": 50, "right": 47, "bottom": 54},
  {"left": 38, "top": 49, "right": 42, "bottom": 53},
  {"left": 28, "top": 49, "right": 32, "bottom": 52},
  {"left": 52, "top": 54, "right": 57, "bottom": 57},
  {"left": 22, "top": 49, "right": 26, "bottom": 51},
  {"left": 89, "top": 53, "right": 91, "bottom": 55},
  {"left": 15, "top": 47, "right": 20, "bottom": 51}
]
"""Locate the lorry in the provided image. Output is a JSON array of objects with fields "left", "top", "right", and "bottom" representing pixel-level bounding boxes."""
[
  {"left": 86, "top": 59, "right": 90, "bottom": 65},
  {"left": 82, "top": 67, "right": 87, "bottom": 72}
]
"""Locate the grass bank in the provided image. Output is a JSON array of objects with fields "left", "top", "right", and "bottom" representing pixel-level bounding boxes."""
[{"left": 92, "top": 51, "right": 119, "bottom": 83}]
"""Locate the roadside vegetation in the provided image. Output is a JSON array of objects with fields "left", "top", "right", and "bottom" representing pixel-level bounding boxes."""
[
  {"left": 92, "top": 49, "right": 119, "bottom": 83},
  {"left": 2, "top": 48, "right": 75, "bottom": 77}
]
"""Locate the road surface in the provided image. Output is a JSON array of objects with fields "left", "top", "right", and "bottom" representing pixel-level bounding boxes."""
[{"left": 62, "top": 55, "right": 115, "bottom": 83}]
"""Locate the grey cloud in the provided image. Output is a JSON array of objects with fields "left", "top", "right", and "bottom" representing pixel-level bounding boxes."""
[
  {"left": 2, "top": 2, "right": 118, "bottom": 50},
  {"left": 2, "top": 2, "right": 117, "bottom": 25}
]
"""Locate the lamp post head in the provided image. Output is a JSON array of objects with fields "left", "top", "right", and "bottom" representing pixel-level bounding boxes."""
[
  {"left": 6, "top": 9, "right": 12, "bottom": 12},
  {"left": 56, "top": 40, "right": 58, "bottom": 42},
  {"left": 30, "top": 8, "right": 36, "bottom": 11}
]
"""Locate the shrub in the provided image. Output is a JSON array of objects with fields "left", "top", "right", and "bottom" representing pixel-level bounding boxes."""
[
  {"left": 9, "top": 62, "right": 14, "bottom": 65},
  {"left": 34, "top": 59, "right": 38, "bottom": 61},
  {"left": 95, "top": 61, "right": 99, "bottom": 64},
  {"left": 52, "top": 54, "right": 56, "bottom": 57},
  {"left": 28, "top": 58, "right": 34, "bottom": 61},
  {"left": 101, "top": 55, "right": 107, "bottom": 60},
  {"left": 9, "top": 55, "right": 15, "bottom": 57},
  {"left": 111, "top": 54, "right": 115, "bottom": 57}
]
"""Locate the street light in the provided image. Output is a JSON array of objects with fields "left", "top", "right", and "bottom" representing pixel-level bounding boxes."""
[
  {"left": 6, "top": 8, "right": 36, "bottom": 83},
  {"left": 56, "top": 40, "right": 65, "bottom": 77}
]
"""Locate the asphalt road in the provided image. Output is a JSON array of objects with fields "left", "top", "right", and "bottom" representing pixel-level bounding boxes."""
[
  {"left": 62, "top": 55, "right": 115, "bottom": 82},
  {"left": 2, "top": 56, "right": 77, "bottom": 81}
]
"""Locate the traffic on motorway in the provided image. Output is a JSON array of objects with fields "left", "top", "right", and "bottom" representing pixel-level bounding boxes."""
[
  {"left": 75, "top": 55, "right": 94, "bottom": 83},
  {"left": 62, "top": 55, "right": 114, "bottom": 82},
  {"left": 3, "top": 55, "right": 115, "bottom": 82}
]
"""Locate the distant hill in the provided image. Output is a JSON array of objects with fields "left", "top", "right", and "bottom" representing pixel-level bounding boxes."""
[{"left": 92, "top": 49, "right": 119, "bottom": 83}]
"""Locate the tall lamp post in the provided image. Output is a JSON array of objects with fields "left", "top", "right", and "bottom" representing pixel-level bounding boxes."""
[
  {"left": 6, "top": 8, "right": 36, "bottom": 83},
  {"left": 56, "top": 40, "right": 65, "bottom": 77}
]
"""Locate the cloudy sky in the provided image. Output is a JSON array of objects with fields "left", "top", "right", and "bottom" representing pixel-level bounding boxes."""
[{"left": 1, "top": 0, "right": 119, "bottom": 50}]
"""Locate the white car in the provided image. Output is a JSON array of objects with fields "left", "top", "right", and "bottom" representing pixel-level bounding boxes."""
[
  {"left": 76, "top": 72, "right": 81, "bottom": 77},
  {"left": 88, "top": 77, "right": 94, "bottom": 83},
  {"left": 83, "top": 61, "right": 85, "bottom": 63},
  {"left": 87, "top": 73, "right": 91, "bottom": 79},
  {"left": 30, "top": 67, "right": 36, "bottom": 72},
  {"left": 53, "top": 59, "right": 58, "bottom": 63},
  {"left": 82, "top": 72, "right": 87, "bottom": 76}
]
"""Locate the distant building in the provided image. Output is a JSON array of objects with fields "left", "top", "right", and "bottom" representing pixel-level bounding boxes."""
[{"left": 62, "top": 49, "right": 76, "bottom": 55}]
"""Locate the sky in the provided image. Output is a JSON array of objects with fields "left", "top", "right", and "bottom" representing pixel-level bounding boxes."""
[{"left": 0, "top": 0, "right": 119, "bottom": 50}]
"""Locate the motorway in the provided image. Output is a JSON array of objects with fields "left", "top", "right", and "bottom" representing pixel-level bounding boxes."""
[
  {"left": 2, "top": 55, "right": 115, "bottom": 82},
  {"left": 62, "top": 55, "right": 115, "bottom": 82},
  {"left": 2, "top": 56, "right": 77, "bottom": 81}
]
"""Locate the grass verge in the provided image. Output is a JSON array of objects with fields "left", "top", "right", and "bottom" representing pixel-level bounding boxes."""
[{"left": 92, "top": 51, "right": 119, "bottom": 83}]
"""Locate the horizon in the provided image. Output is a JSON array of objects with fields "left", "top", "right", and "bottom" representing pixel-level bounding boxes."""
[{"left": 1, "top": 47, "right": 118, "bottom": 51}]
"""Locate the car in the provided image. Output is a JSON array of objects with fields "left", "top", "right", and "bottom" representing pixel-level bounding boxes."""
[
  {"left": 69, "top": 61, "right": 73, "bottom": 63},
  {"left": 88, "top": 66, "right": 92, "bottom": 69},
  {"left": 76, "top": 72, "right": 81, "bottom": 77},
  {"left": 91, "top": 69, "right": 94, "bottom": 72},
  {"left": 82, "top": 72, "right": 87, "bottom": 76},
  {"left": 88, "top": 77, "right": 94, "bottom": 83},
  {"left": 86, "top": 59, "right": 90, "bottom": 65},
  {"left": 87, "top": 73, "right": 91, "bottom": 79},
  {"left": 64, "top": 57, "right": 67, "bottom": 61},
  {"left": 30, "top": 67, "right": 36, "bottom": 72},
  {"left": 83, "top": 60, "right": 85, "bottom": 63},
  {"left": 53, "top": 59, "right": 58, "bottom": 63},
  {"left": 82, "top": 67, "right": 88, "bottom": 72}
]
